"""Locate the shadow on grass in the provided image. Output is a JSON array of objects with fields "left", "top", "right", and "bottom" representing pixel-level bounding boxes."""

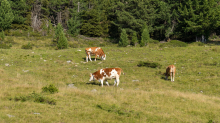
[
  {"left": 86, "top": 81, "right": 114, "bottom": 87},
  {"left": 86, "top": 81, "right": 100, "bottom": 86},
  {"left": 161, "top": 76, "right": 170, "bottom": 81},
  {"left": 82, "top": 57, "right": 102, "bottom": 62}
]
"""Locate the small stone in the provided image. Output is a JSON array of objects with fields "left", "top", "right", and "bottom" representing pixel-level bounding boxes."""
[
  {"left": 34, "top": 113, "right": 40, "bottom": 115},
  {"left": 132, "top": 80, "right": 139, "bottom": 82},
  {"left": 7, "top": 114, "right": 15, "bottom": 118},
  {"left": 5, "top": 63, "right": 9, "bottom": 66},
  {"left": 91, "top": 89, "right": 97, "bottom": 92}
]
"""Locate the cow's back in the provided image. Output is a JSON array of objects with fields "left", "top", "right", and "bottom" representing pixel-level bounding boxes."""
[
  {"left": 170, "top": 65, "right": 176, "bottom": 73},
  {"left": 85, "top": 47, "right": 98, "bottom": 52},
  {"left": 166, "top": 65, "right": 176, "bottom": 75},
  {"left": 103, "top": 68, "right": 122, "bottom": 76},
  {"left": 93, "top": 68, "right": 122, "bottom": 79}
]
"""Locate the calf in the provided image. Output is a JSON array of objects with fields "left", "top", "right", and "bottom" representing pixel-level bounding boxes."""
[
  {"left": 89, "top": 68, "right": 122, "bottom": 87},
  {"left": 85, "top": 47, "right": 106, "bottom": 62},
  {"left": 165, "top": 65, "right": 176, "bottom": 82}
]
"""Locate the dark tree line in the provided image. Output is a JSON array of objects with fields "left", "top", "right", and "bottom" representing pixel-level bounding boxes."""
[{"left": 1, "top": 0, "right": 220, "bottom": 43}]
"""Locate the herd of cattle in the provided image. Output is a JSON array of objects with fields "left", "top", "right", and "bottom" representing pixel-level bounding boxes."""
[{"left": 86, "top": 47, "right": 176, "bottom": 87}]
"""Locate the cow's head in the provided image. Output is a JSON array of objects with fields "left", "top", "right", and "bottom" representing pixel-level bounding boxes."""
[
  {"left": 89, "top": 73, "right": 96, "bottom": 81},
  {"left": 102, "top": 54, "right": 106, "bottom": 60}
]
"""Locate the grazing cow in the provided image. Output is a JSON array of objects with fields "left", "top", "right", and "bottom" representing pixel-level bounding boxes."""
[
  {"left": 85, "top": 47, "right": 106, "bottom": 62},
  {"left": 89, "top": 68, "right": 122, "bottom": 87},
  {"left": 165, "top": 65, "right": 176, "bottom": 82}
]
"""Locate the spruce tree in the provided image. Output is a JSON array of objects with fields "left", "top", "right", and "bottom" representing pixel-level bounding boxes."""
[
  {"left": 118, "top": 29, "right": 129, "bottom": 47},
  {"left": 0, "top": 0, "right": 14, "bottom": 31},
  {"left": 55, "top": 23, "right": 68, "bottom": 49},
  {"left": 140, "top": 26, "right": 150, "bottom": 47},
  {"left": 131, "top": 31, "right": 138, "bottom": 46},
  {"left": 57, "top": 31, "right": 68, "bottom": 49},
  {"left": 80, "top": 9, "right": 103, "bottom": 37},
  {"left": 0, "top": 31, "right": 5, "bottom": 41},
  {"left": 177, "top": 0, "right": 220, "bottom": 41},
  {"left": 67, "top": 16, "right": 80, "bottom": 36},
  {"left": 54, "top": 23, "right": 63, "bottom": 42}
]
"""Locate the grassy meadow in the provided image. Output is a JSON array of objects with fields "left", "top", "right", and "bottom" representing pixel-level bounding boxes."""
[{"left": 0, "top": 36, "right": 220, "bottom": 123}]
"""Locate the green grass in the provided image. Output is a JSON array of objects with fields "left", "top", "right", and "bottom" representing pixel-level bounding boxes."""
[{"left": 0, "top": 36, "right": 220, "bottom": 122}]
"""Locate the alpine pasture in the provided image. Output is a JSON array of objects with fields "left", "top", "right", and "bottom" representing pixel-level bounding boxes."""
[{"left": 0, "top": 37, "right": 220, "bottom": 123}]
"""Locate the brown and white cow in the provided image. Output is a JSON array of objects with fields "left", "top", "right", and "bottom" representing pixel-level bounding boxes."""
[
  {"left": 85, "top": 47, "right": 106, "bottom": 62},
  {"left": 165, "top": 65, "right": 176, "bottom": 82},
  {"left": 89, "top": 68, "right": 122, "bottom": 87}
]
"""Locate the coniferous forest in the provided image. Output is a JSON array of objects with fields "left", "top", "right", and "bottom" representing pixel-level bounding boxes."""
[{"left": 1, "top": 0, "right": 220, "bottom": 44}]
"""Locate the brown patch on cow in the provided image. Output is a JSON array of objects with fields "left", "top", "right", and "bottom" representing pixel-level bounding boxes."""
[
  {"left": 85, "top": 47, "right": 106, "bottom": 62},
  {"left": 93, "top": 68, "right": 122, "bottom": 80}
]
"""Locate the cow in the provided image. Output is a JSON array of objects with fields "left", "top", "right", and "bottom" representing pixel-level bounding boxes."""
[
  {"left": 85, "top": 47, "right": 106, "bottom": 62},
  {"left": 89, "top": 68, "right": 122, "bottom": 87},
  {"left": 165, "top": 65, "right": 176, "bottom": 82}
]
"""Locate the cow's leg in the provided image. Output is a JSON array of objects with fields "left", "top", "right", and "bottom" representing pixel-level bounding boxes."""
[
  {"left": 170, "top": 72, "right": 173, "bottom": 81},
  {"left": 116, "top": 76, "right": 120, "bottom": 87},
  {"left": 173, "top": 72, "right": 175, "bottom": 82},
  {"left": 105, "top": 81, "right": 109, "bottom": 86},
  {"left": 86, "top": 52, "right": 88, "bottom": 62},
  {"left": 166, "top": 75, "right": 168, "bottom": 80},
  {"left": 86, "top": 55, "right": 88, "bottom": 62},
  {"left": 94, "top": 54, "right": 97, "bottom": 61},
  {"left": 89, "top": 54, "right": 92, "bottom": 61},
  {"left": 113, "top": 79, "right": 116, "bottom": 86},
  {"left": 100, "top": 79, "right": 104, "bottom": 87}
]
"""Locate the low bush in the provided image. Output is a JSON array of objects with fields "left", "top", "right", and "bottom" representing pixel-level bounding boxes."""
[
  {"left": 0, "top": 43, "right": 11, "bottom": 49},
  {"left": 42, "top": 84, "right": 59, "bottom": 94},
  {"left": 21, "top": 42, "right": 32, "bottom": 49},
  {"left": 12, "top": 91, "right": 56, "bottom": 105},
  {"left": 137, "top": 61, "right": 162, "bottom": 68},
  {"left": 5, "top": 37, "right": 15, "bottom": 44},
  {"left": 149, "top": 39, "right": 159, "bottom": 44},
  {"left": 159, "top": 40, "right": 188, "bottom": 48},
  {"left": 190, "top": 42, "right": 205, "bottom": 46}
]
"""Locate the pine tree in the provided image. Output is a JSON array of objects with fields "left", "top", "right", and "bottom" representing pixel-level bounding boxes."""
[
  {"left": 54, "top": 23, "right": 63, "bottom": 42},
  {"left": 67, "top": 16, "right": 80, "bottom": 36},
  {"left": 57, "top": 31, "right": 68, "bottom": 49},
  {"left": 140, "top": 26, "right": 150, "bottom": 47},
  {"left": 80, "top": 8, "right": 103, "bottom": 37},
  {"left": 131, "top": 31, "right": 138, "bottom": 46},
  {"left": 0, "top": 0, "right": 14, "bottom": 31},
  {"left": 0, "top": 31, "right": 5, "bottom": 41},
  {"left": 10, "top": 0, "right": 27, "bottom": 29},
  {"left": 177, "top": 0, "right": 220, "bottom": 41},
  {"left": 118, "top": 29, "right": 129, "bottom": 47},
  {"left": 55, "top": 23, "right": 68, "bottom": 49}
]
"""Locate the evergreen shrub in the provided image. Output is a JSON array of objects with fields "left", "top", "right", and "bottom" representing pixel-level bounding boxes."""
[
  {"left": 0, "top": 31, "right": 5, "bottom": 41},
  {"left": 118, "top": 29, "right": 129, "bottom": 47},
  {"left": 57, "top": 31, "right": 68, "bottom": 49},
  {"left": 131, "top": 31, "right": 138, "bottom": 46}
]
